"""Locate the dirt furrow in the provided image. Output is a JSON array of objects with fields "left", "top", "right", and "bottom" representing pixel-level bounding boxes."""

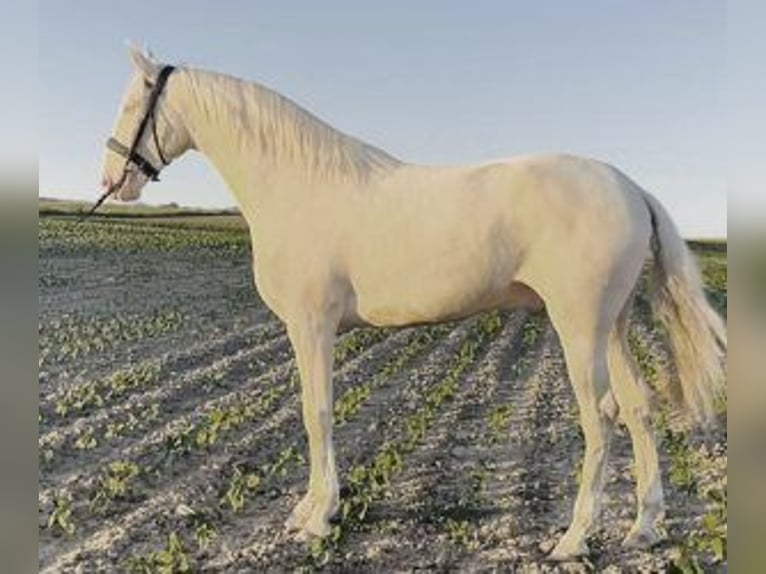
[
  {"left": 40, "top": 327, "right": 422, "bottom": 572},
  {"left": 39, "top": 238, "right": 254, "bottom": 321},
  {"left": 38, "top": 305, "right": 279, "bottom": 388},
  {"left": 39, "top": 320, "right": 286, "bottom": 425},
  {"left": 38, "top": 327, "right": 398, "bottom": 511},
  {"left": 40, "top": 396, "right": 299, "bottom": 574},
  {"left": 39, "top": 335, "right": 292, "bottom": 485}
]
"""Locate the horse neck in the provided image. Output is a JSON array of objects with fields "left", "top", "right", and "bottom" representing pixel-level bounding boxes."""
[{"left": 170, "top": 68, "right": 402, "bottom": 223}]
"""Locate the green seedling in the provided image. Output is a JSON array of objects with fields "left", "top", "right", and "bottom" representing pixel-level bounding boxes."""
[
  {"left": 126, "top": 532, "right": 191, "bottom": 573},
  {"left": 74, "top": 426, "right": 98, "bottom": 450},
  {"left": 487, "top": 404, "right": 513, "bottom": 443},
  {"left": 220, "top": 467, "right": 261, "bottom": 513},
  {"left": 90, "top": 460, "right": 142, "bottom": 512},
  {"left": 446, "top": 518, "right": 474, "bottom": 549},
  {"left": 193, "top": 520, "right": 218, "bottom": 551},
  {"left": 47, "top": 492, "right": 75, "bottom": 536}
]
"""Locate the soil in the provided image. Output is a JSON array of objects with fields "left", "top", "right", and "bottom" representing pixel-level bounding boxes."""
[{"left": 38, "top": 217, "right": 727, "bottom": 573}]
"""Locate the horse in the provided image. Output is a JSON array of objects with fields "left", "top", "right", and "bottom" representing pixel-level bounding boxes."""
[{"left": 99, "top": 46, "right": 726, "bottom": 560}]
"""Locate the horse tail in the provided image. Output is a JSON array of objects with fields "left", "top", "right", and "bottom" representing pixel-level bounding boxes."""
[{"left": 640, "top": 191, "right": 727, "bottom": 426}]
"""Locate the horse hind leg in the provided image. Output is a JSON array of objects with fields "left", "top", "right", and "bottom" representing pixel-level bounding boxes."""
[
  {"left": 545, "top": 304, "right": 618, "bottom": 560},
  {"left": 607, "top": 301, "right": 665, "bottom": 548}
]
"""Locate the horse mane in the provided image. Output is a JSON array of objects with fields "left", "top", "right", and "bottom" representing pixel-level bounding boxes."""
[{"left": 183, "top": 68, "right": 403, "bottom": 183}]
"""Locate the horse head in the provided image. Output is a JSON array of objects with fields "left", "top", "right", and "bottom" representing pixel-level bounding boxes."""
[{"left": 100, "top": 46, "right": 192, "bottom": 203}]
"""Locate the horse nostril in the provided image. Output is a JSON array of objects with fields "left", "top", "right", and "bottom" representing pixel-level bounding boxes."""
[{"left": 101, "top": 176, "right": 113, "bottom": 190}]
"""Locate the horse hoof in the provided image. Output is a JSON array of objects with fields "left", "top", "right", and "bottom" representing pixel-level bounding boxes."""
[
  {"left": 622, "top": 526, "right": 663, "bottom": 550},
  {"left": 285, "top": 496, "right": 314, "bottom": 532},
  {"left": 292, "top": 522, "right": 330, "bottom": 543},
  {"left": 292, "top": 528, "right": 314, "bottom": 543},
  {"left": 284, "top": 512, "right": 304, "bottom": 533},
  {"left": 549, "top": 537, "right": 589, "bottom": 561},
  {"left": 301, "top": 514, "right": 332, "bottom": 539}
]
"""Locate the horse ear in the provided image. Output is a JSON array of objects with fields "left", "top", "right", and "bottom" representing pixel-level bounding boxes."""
[{"left": 128, "top": 43, "right": 159, "bottom": 84}]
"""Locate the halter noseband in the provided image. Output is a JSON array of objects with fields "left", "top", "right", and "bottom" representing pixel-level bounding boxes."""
[{"left": 80, "top": 65, "right": 175, "bottom": 221}]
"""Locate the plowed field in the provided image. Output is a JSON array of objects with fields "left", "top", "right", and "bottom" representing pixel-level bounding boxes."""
[{"left": 39, "top": 211, "right": 727, "bottom": 572}]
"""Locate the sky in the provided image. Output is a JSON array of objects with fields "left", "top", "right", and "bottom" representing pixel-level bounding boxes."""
[{"left": 40, "top": 1, "right": 728, "bottom": 237}]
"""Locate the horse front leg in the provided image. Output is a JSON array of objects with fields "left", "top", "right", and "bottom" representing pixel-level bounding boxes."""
[{"left": 284, "top": 316, "right": 339, "bottom": 539}]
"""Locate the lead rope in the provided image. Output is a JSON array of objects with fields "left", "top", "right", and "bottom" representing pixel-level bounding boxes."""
[{"left": 76, "top": 163, "right": 129, "bottom": 223}]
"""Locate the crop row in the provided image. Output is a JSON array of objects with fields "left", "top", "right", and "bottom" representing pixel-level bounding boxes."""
[
  {"left": 40, "top": 317, "right": 285, "bottom": 422},
  {"left": 39, "top": 309, "right": 184, "bottom": 367},
  {"left": 333, "top": 326, "right": 451, "bottom": 425},
  {"left": 444, "top": 313, "right": 551, "bottom": 556},
  {"left": 39, "top": 218, "right": 249, "bottom": 253},
  {"left": 51, "top": 363, "right": 161, "bottom": 418},
  {"left": 157, "top": 327, "right": 397, "bottom": 460},
  {"left": 38, "top": 337, "right": 291, "bottom": 473}
]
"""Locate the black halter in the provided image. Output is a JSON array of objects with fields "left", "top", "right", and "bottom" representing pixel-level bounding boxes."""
[{"left": 80, "top": 65, "right": 175, "bottom": 220}]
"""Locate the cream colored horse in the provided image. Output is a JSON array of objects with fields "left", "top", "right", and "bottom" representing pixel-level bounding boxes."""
[{"left": 101, "top": 48, "right": 726, "bottom": 560}]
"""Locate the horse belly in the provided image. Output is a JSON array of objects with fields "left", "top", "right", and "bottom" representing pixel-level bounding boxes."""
[{"left": 350, "top": 239, "right": 521, "bottom": 327}]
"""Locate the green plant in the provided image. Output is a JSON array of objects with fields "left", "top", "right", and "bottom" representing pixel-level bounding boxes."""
[
  {"left": 193, "top": 520, "right": 218, "bottom": 551},
  {"left": 469, "top": 462, "right": 490, "bottom": 500},
  {"left": 481, "top": 310, "right": 502, "bottom": 336},
  {"left": 487, "top": 404, "right": 513, "bottom": 443},
  {"left": 127, "top": 532, "right": 191, "bottom": 573},
  {"left": 521, "top": 317, "right": 542, "bottom": 347},
  {"left": 55, "top": 384, "right": 104, "bottom": 416},
  {"left": 446, "top": 518, "right": 474, "bottom": 549},
  {"left": 264, "top": 446, "right": 304, "bottom": 477},
  {"left": 40, "top": 309, "right": 184, "bottom": 367},
  {"left": 333, "top": 328, "right": 388, "bottom": 364},
  {"left": 220, "top": 467, "right": 261, "bottom": 512},
  {"left": 627, "top": 329, "right": 659, "bottom": 383},
  {"left": 405, "top": 411, "right": 429, "bottom": 446},
  {"left": 663, "top": 428, "right": 697, "bottom": 495},
  {"left": 195, "top": 407, "right": 228, "bottom": 447},
  {"left": 91, "top": 460, "right": 141, "bottom": 512},
  {"left": 334, "top": 384, "right": 372, "bottom": 424},
  {"left": 47, "top": 492, "right": 75, "bottom": 536},
  {"left": 74, "top": 426, "right": 97, "bottom": 450},
  {"left": 669, "top": 546, "right": 705, "bottom": 574},
  {"left": 697, "top": 487, "right": 727, "bottom": 561},
  {"left": 107, "top": 363, "right": 161, "bottom": 397},
  {"left": 308, "top": 532, "right": 334, "bottom": 568},
  {"left": 670, "top": 486, "right": 727, "bottom": 572}
]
